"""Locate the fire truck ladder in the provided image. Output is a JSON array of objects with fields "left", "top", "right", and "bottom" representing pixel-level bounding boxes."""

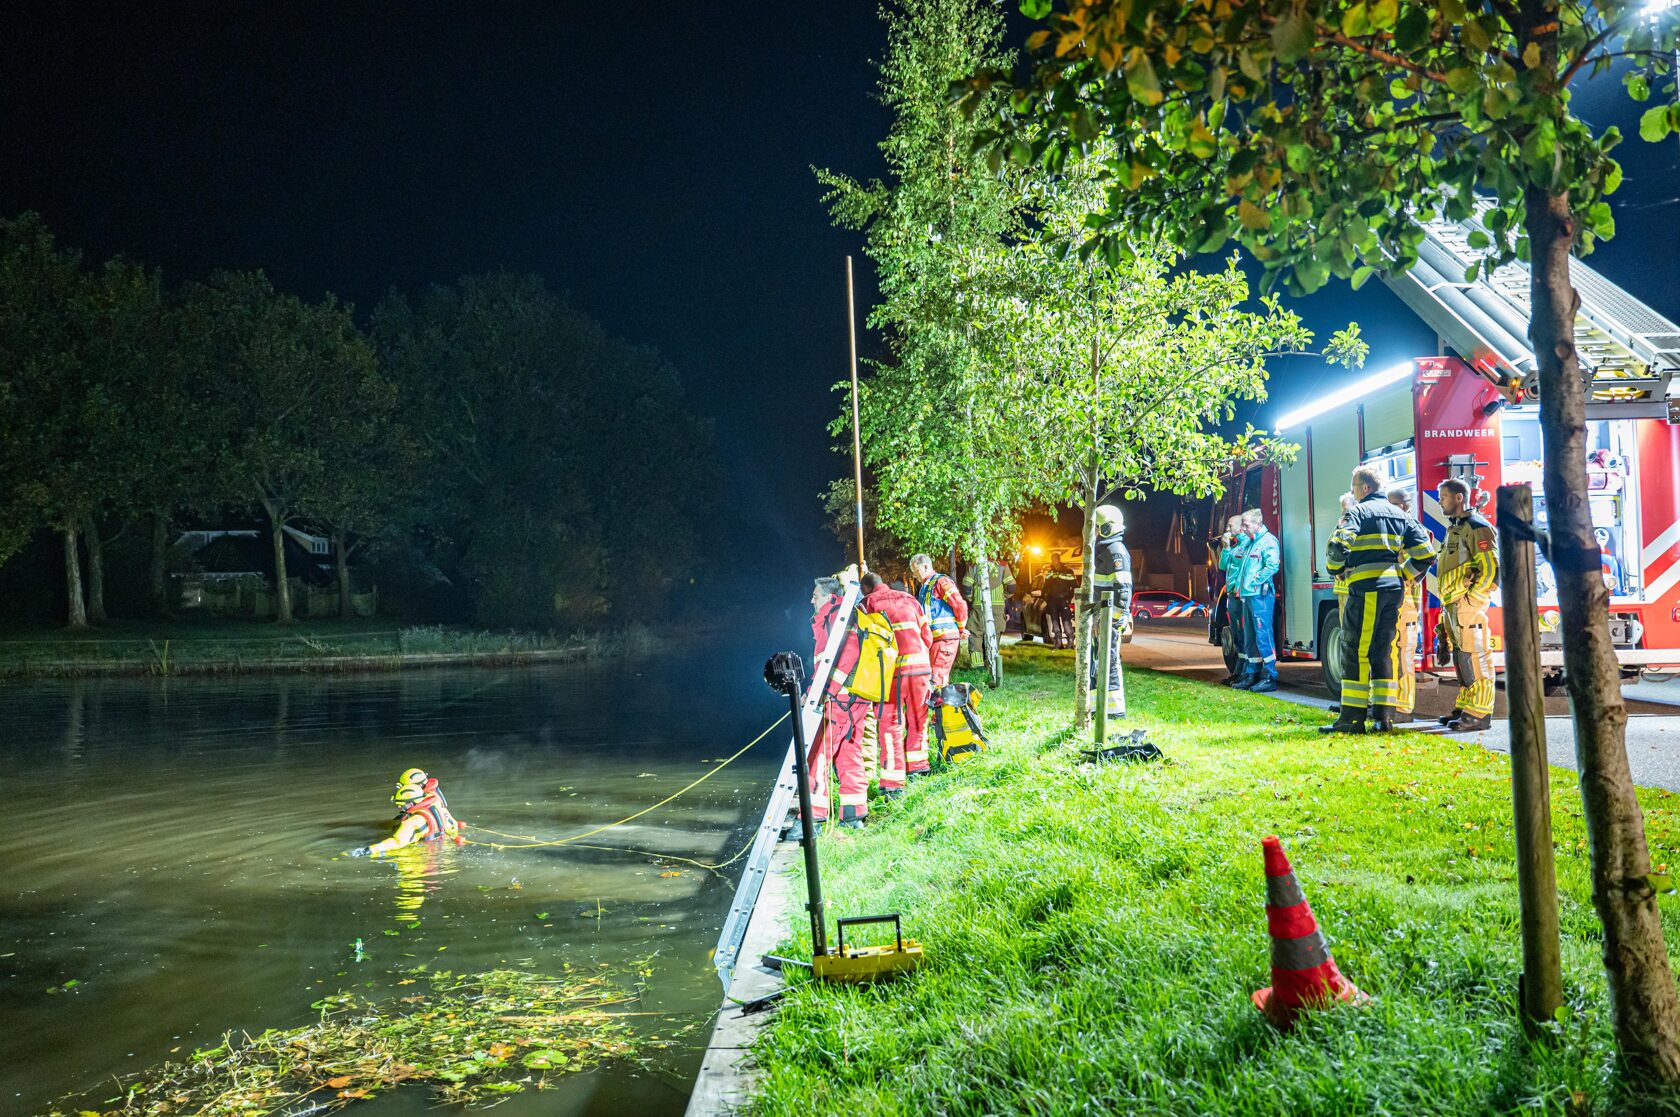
[{"left": 1382, "top": 208, "right": 1680, "bottom": 417}]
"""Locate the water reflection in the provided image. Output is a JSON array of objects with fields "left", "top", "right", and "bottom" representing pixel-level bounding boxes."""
[
  {"left": 386, "top": 844, "right": 453, "bottom": 928},
  {"left": 0, "top": 647, "right": 784, "bottom": 1116}
]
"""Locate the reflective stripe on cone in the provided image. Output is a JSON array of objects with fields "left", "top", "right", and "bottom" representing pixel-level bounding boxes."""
[{"left": 1251, "top": 835, "right": 1368, "bottom": 1030}]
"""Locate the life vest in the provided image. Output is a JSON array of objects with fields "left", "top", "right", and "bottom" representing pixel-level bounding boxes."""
[
  {"left": 916, "top": 574, "right": 963, "bottom": 638},
  {"left": 841, "top": 606, "right": 900, "bottom": 702},
  {"left": 929, "top": 683, "right": 987, "bottom": 764},
  {"left": 406, "top": 795, "right": 464, "bottom": 846}
]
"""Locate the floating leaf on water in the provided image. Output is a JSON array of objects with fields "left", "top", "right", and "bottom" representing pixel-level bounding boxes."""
[
  {"left": 535, "top": 911, "right": 550, "bottom": 919},
  {"left": 45, "top": 966, "right": 670, "bottom": 1114},
  {"left": 523, "top": 1049, "right": 570, "bottom": 1069}
]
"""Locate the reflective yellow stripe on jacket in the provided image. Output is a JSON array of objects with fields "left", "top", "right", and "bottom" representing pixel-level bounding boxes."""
[{"left": 1439, "top": 512, "right": 1498, "bottom": 603}]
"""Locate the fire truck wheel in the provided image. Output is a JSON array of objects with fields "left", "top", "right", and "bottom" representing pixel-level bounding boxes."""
[
  {"left": 1220, "top": 624, "right": 1240, "bottom": 675},
  {"left": 1319, "top": 609, "right": 1345, "bottom": 700}
]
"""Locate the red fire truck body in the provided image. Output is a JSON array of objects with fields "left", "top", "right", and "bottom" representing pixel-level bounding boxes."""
[{"left": 1209, "top": 355, "right": 1680, "bottom": 692}]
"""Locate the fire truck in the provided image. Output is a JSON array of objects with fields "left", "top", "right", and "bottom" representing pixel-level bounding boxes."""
[{"left": 1208, "top": 209, "right": 1680, "bottom": 695}]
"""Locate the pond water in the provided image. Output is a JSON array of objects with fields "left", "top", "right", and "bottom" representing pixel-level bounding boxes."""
[{"left": 0, "top": 642, "right": 791, "bottom": 1115}]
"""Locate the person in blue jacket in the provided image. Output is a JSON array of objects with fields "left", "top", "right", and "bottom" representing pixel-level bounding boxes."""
[{"left": 1231, "top": 509, "right": 1281, "bottom": 692}]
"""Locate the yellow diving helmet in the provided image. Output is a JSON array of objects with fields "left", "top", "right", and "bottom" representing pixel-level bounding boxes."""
[
  {"left": 391, "top": 783, "right": 427, "bottom": 813},
  {"left": 392, "top": 768, "right": 428, "bottom": 803}
]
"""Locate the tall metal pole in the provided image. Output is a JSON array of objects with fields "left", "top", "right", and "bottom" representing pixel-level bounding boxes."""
[
  {"left": 1497, "top": 483, "right": 1562, "bottom": 1030},
  {"left": 1095, "top": 598, "right": 1114, "bottom": 745},
  {"left": 846, "top": 256, "right": 866, "bottom": 571},
  {"left": 784, "top": 662, "right": 827, "bottom": 960}
]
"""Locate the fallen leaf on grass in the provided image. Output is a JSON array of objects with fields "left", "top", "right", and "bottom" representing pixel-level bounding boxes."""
[
  {"left": 337, "top": 1087, "right": 370, "bottom": 1099},
  {"left": 325, "top": 1075, "right": 353, "bottom": 1089}
]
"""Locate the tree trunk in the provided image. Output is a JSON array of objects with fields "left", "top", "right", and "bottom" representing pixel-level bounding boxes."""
[
  {"left": 150, "top": 511, "right": 172, "bottom": 617},
  {"left": 85, "top": 517, "right": 108, "bottom": 625},
  {"left": 1072, "top": 464, "right": 1099, "bottom": 731},
  {"left": 1527, "top": 184, "right": 1680, "bottom": 1080},
  {"left": 335, "top": 528, "right": 354, "bottom": 620},
  {"left": 267, "top": 504, "right": 294, "bottom": 624},
  {"left": 63, "top": 519, "right": 87, "bottom": 629}
]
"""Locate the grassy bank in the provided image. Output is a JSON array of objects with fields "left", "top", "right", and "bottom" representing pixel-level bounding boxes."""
[
  {"left": 753, "top": 644, "right": 1680, "bottom": 1115},
  {"left": 0, "top": 620, "right": 659, "bottom": 678}
]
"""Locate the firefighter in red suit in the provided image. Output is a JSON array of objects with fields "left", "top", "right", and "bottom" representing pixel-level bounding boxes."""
[
  {"left": 860, "top": 571, "right": 934, "bottom": 787},
  {"left": 910, "top": 553, "right": 968, "bottom": 687},
  {"left": 809, "top": 572, "right": 869, "bottom": 828}
]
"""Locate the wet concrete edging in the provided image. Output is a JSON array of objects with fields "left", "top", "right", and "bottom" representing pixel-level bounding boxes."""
[{"left": 686, "top": 840, "right": 800, "bottom": 1117}]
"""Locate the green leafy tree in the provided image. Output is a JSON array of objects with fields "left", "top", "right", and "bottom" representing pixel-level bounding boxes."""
[
  {"left": 818, "top": 0, "right": 1033, "bottom": 673},
  {"left": 964, "top": 164, "right": 1363, "bottom": 723},
  {"left": 371, "top": 274, "right": 716, "bottom": 629},
  {"left": 0, "top": 216, "right": 154, "bottom": 629},
  {"left": 180, "top": 272, "right": 386, "bottom": 624},
  {"left": 75, "top": 256, "right": 176, "bottom": 624},
  {"left": 981, "top": 0, "right": 1680, "bottom": 1076},
  {"left": 300, "top": 366, "right": 417, "bottom": 619},
  {"left": 133, "top": 284, "right": 229, "bottom": 619},
  {"left": 0, "top": 215, "right": 87, "bottom": 622}
]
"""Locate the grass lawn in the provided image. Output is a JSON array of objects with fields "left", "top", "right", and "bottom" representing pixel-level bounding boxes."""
[
  {"left": 0, "top": 618, "right": 637, "bottom": 676},
  {"left": 752, "top": 644, "right": 1680, "bottom": 1116}
]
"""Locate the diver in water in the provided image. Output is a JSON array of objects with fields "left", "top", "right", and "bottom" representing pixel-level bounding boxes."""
[
  {"left": 394, "top": 767, "right": 448, "bottom": 810},
  {"left": 347, "top": 771, "right": 464, "bottom": 858}
]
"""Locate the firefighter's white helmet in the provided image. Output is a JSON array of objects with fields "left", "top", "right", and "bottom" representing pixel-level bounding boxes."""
[{"left": 1093, "top": 505, "right": 1125, "bottom": 538}]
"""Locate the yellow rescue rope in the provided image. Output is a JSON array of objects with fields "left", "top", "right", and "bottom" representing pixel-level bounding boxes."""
[{"left": 461, "top": 710, "right": 791, "bottom": 870}]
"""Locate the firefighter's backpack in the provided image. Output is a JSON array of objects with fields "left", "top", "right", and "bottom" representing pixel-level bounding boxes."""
[
  {"left": 842, "top": 607, "right": 899, "bottom": 703},
  {"left": 930, "top": 683, "right": 987, "bottom": 763}
]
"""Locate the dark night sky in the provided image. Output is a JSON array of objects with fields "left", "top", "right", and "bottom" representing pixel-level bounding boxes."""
[{"left": 4, "top": 3, "right": 1677, "bottom": 580}]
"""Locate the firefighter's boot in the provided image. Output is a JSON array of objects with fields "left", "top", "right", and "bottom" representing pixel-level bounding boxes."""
[
  {"left": 1449, "top": 712, "right": 1493, "bottom": 732},
  {"left": 1318, "top": 712, "right": 1366, "bottom": 735},
  {"left": 1367, "top": 705, "right": 1397, "bottom": 734},
  {"left": 1437, "top": 707, "right": 1463, "bottom": 726}
]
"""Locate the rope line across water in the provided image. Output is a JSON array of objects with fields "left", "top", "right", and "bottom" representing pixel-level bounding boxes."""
[{"left": 461, "top": 710, "right": 790, "bottom": 870}]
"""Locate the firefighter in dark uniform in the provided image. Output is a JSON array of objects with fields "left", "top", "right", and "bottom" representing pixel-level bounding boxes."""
[
  {"left": 1435, "top": 477, "right": 1499, "bottom": 731},
  {"left": 1088, "top": 505, "right": 1134, "bottom": 718},
  {"left": 1321, "top": 466, "right": 1437, "bottom": 734}
]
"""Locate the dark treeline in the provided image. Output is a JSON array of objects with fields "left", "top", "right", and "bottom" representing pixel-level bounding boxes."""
[{"left": 0, "top": 213, "right": 719, "bottom": 630}]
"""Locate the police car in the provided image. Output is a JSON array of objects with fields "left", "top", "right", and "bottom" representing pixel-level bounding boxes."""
[{"left": 1130, "top": 590, "right": 1209, "bottom": 621}]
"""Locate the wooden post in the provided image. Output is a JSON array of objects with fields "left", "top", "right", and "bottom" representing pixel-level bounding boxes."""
[
  {"left": 846, "top": 256, "right": 866, "bottom": 572},
  {"left": 1497, "top": 483, "right": 1563, "bottom": 1030}
]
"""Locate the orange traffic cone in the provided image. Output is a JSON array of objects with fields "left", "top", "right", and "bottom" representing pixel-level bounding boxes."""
[{"left": 1251, "top": 835, "right": 1368, "bottom": 1030}]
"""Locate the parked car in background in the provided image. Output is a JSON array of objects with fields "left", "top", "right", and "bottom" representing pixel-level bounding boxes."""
[{"left": 1131, "top": 590, "right": 1209, "bottom": 621}]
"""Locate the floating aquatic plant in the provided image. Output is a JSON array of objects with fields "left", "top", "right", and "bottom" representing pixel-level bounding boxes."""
[{"left": 43, "top": 964, "right": 695, "bottom": 1116}]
